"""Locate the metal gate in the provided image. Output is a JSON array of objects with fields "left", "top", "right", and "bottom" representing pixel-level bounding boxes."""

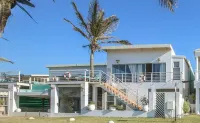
[{"left": 155, "top": 92, "right": 165, "bottom": 118}]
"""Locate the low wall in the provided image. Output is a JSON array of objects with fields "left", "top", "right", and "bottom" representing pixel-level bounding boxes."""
[
  {"left": 11, "top": 110, "right": 155, "bottom": 118},
  {"left": 81, "top": 110, "right": 155, "bottom": 118},
  {"left": 11, "top": 112, "right": 50, "bottom": 117}
]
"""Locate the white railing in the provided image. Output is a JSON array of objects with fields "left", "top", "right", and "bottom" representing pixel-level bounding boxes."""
[
  {"left": 113, "top": 72, "right": 181, "bottom": 83},
  {"left": 0, "top": 71, "right": 21, "bottom": 83}
]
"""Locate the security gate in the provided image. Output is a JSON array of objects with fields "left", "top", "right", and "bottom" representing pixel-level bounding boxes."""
[{"left": 155, "top": 93, "right": 165, "bottom": 118}]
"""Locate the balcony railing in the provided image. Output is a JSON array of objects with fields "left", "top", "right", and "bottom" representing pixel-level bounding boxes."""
[
  {"left": 0, "top": 71, "right": 20, "bottom": 83},
  {"left": 113, "top": 72, "right": 181, "bottom": 83},
  {"left": 48, "top": 70, "right": 181, "bottom": 83}
]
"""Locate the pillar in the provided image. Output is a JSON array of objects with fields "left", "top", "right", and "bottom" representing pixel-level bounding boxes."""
[
  {"left": 81, "top": 82, "right": 89, "bottom": 112},
  {"left": 8, "top": 85, "right": 18, "bottom": 115},
  {"left": 196, "top": 86, "right": 200, "bottom": 114},
  {"left": 50, "top": 85, "right": 59, "bottom": 113},
  {"left": 102, "top": 90, "right": 107, "bottom": 110},
  {"left": 92, "top": 85, "right": 98, "bottom": 106},
  {"left": 196, "top": 57, "right": 199, "bottom": 81},
  {"left": 149, "top": 85, "right": 156, "bottom": 111}
]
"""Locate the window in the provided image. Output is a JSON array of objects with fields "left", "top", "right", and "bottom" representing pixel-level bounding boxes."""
[
  {"left": 107, "top": 92, "right": 114, "bottom": 109},
  {"left": 173, "top": 62, "right": 181, "bottom": 80}
]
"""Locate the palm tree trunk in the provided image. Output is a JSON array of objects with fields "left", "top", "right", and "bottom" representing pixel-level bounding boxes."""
[{"left": 90, "top": 49, "right": 94, "bottom": 77}]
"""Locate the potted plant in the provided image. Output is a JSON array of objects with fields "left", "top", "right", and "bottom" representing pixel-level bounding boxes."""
[
  {"left": 88, "top": 101, "right": 95, "bottom": 111},
  {"left": 0, "top": 99, "right": 4, "bottom": 115},
  {"left": 109, "top": 105, "right": 117, "bottom": 111},
  {"left": 116, "top": 105, "right": 125, "bottom": 111},
  {"left": 140, "top": 96, "right": 149, "bottom": 112}
]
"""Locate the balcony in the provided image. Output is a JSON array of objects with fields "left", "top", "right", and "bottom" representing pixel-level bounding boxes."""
[
  {"left": 113, "top": 72, "right": 181, "bottom": 83},
  {"left": 0, "top": 71, "right": 20, "bottom": 83},
  {"left": 48, "top": 70, "right": 181, "bottom": 83}
]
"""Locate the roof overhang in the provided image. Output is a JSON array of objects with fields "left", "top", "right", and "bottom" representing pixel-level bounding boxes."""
[
  {"left": 46, "top": 63, "right": 107, "bottom": 68},
  {"left": 102, "top": 44, "right": 173, "bottom": 52}
]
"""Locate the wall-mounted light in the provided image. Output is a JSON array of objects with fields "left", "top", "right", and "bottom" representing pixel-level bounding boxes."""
[
  {"left": 116, "top": 60, "right": 120, "bottom": 64},
  {"left": 157, "top": 58, "right": 161, "bottom": 62}
]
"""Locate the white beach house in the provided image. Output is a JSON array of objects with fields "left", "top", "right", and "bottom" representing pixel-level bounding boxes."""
[{"left": 0, "top": 44, "right": 194, "bottom": 118}]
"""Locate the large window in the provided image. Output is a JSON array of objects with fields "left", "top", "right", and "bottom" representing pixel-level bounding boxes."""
[{"left": 112, "top": 63, "right": 166, "bottom": 82}]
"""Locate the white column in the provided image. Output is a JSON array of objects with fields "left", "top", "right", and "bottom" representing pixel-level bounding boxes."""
[
  {"left": 102, "top": 90, "right": 107, "bottom": 110},
  {"left": 196, "top": 57, "right": 199, "bottom": 81},
  {"left": 149, "top": 86, "right": 156, "bottom": 111},
  {"left": 81, "top": 82, "right": 89, "bottom": 111},
  {"left": 8, "top": 85, "right": 18, "bottom": 114},
  {"left": 196, "top": 87, "right": 200, "bottom": 114},
  {"left": 92, "top": 85, "right": 98, "bottom": 106},
  {"left": 50, "top": 85, "right": 59, "bottom": 113}
]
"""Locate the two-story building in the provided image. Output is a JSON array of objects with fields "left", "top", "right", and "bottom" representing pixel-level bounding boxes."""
[{"left": 4, "top": 44, "right": 194, "bottom": 118}]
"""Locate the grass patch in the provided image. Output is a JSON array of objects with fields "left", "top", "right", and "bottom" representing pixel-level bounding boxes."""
[{"left": 0, "top": 115, "right": 199, "bottom": 123}]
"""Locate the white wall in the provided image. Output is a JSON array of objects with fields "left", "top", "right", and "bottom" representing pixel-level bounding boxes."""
[{"left": 107, "top": 48, "right": 173, "bottom": 74}]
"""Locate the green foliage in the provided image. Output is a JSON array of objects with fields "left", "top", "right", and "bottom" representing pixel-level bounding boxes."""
[
  {"left": 140, "top": 96, "right": 149, "bottom": 105},
  {"left": 0, "top": 99, "right": 4, "bottom": 105},
  {"left": 89, "top": 101, "right": 95, "bottom": 105},
  {"left": 183, "top": 101, "right": 190, "bottom": 114},
  {"left": 116, "top": 105, "right": 124, "bottom": 111},
  {"left": 109, "top": 105, "right": 117, "bottom": 108}
]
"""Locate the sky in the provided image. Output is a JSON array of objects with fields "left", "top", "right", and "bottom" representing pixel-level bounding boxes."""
[{"left": 0, "top": 0, "right": 199, "bottom": 74}]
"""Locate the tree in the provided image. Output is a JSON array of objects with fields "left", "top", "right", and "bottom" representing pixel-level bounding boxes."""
[
  {"left": 64, "top": 0, "right": 131, "bottom": 77},
  {"left": 159, "top": 0, "right": 177, "bottom": 12},
  {"left": 0, "top": 0, "right": 36, "bottom": 37}
]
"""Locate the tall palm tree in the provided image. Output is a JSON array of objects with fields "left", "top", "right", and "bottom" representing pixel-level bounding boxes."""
[
  {"left": 0, "top": 0, "right": 35, "bottom": 37},
  {"left": 159, "top": 0, "right": 177, "bottom": 12},
  {"left": 64, "top": 0, "right": 131, "bottom": 77}
]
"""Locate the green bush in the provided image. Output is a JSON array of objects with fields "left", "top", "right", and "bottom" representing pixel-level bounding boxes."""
[
  {"left": 183, "top": 101, "right": 190, "bottom": 114},
  {"left": 116, "top": 105, "right": 124, "bottom": 110},
  {"left": 0, "top": 99, "right": 4, "bottom": 105},
  {"left": 89, "top": 101, "right": 95, "bottom": 105}
]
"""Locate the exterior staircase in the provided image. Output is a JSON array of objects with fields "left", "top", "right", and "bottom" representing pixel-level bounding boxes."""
[
  {"left": 101, "top": 83, "right": 143, "bottom": 110},
  {"left": 97, "top": 71, "right": 144, "bottom": 111}
]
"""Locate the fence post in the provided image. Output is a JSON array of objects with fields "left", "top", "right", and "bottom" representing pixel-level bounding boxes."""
[
  {"left": 99, "top": 71, "right": 101, "bottom": 83},
  {"left": 84, "top": 71, "right": 87, "bottom": 82},
  {"left": 18, "top": 71, "right": 21, "bottom": 83},
  {"left": 151, "top": 73, "right": 153, "bottom": 84},
  {"left": 122, "top": 74, "right": 123, "bottom": 82}
]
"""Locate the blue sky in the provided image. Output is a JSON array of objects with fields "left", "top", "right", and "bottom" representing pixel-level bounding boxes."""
[{"left": 0, "top": 0, "right": 199, "bottom": 74}]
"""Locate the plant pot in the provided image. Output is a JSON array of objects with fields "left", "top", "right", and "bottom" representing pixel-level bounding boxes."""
[
  {"left": 109, "top": 107, "right": 116, "bottom": 111},
  {"left": 143, "top": 105, "right": 149, "bottom": 112},
  {"left": 88, "top": 104, "right": 95, "bottom": 111},
  {"left": 15, "top": 108, "right": 21, "bottom": 112}
]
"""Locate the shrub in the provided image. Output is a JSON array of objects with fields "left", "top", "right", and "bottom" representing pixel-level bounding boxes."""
[
  {"left": 109, "top": 105, "right": 117, "bottom": 108},
  {"left": 140, "top": 96, "right": 149, "bottom": 105},
  {"left": 116, "top": 105, "right": 124, "bottom": 110},
  {"left": 183, "top": 101, "right": 190, "bottom": 114},
  {"left": 88, "top": 101, "right": 95, "bottom": 105},
  {"left": 0, "top": 99, "right": 4, "bottom": 106}
]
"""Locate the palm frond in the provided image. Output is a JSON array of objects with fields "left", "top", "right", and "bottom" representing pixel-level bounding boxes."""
[
  {"left": 71, "top": 1, "right": 88, "bottom": 31},
  {"left": 16, "top": 3, "right": 37, "bottom": 23},
  {"left": 0, "top": 57, "right": 14, "bottom": 64},
  {"left": 64, "top": 18, "right": 89, "bottom": 39},
  {"left": 159, "top": 0, "right": 177, "bottom": 12},
  {"left": 16, "top": 0, "right": 35, "bottom": 7},
  {"left": 101, "top": 40, "right": 132, "bottom": 45},
  {"left": 96, "top": 36, "right": 114, "bottom": 41},
  {"left": 88, "top": 0, "right": 99, "bottom": 23},
  {"left": 100, "top": 15, "right": 119, "bottom": 35}
]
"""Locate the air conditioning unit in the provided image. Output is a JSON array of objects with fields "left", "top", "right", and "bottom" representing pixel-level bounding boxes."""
[{"left": 167, "top": 101, "right": 175, "bottom": 110}]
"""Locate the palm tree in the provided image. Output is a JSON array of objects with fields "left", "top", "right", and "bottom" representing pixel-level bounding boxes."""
[
  {"left": 159, "top": 0, "right": 177, "bottom": 12},
  {"left": 64, "top": 0, "right": 131, "bottom": 77},
  {"left": 0, "top": 0, "right": 36, "bottom": 37}
]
